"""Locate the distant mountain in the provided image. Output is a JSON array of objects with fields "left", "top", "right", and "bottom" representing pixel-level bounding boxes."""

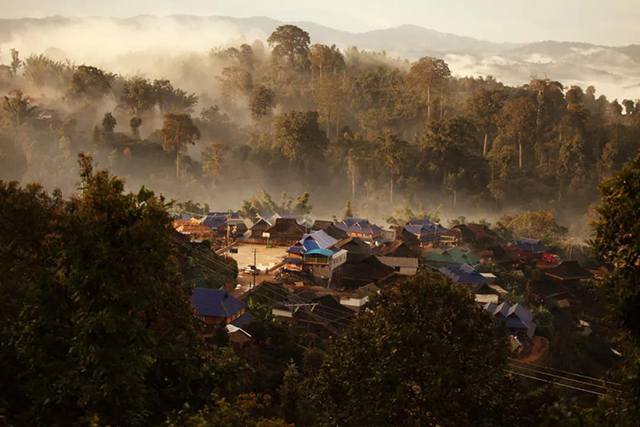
[{"left": 0, "top": 15, "right": 638, "bottom": 100}]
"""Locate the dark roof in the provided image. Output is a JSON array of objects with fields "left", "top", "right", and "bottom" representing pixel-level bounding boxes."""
[
  {"left": 514, "top": 238, "right": 549, "bottom": 253},
  {"left": 311, "top": 219, "right": 334, "bottom": 230},
  {"left": 264, "top": 218, "right": 306, "bottom": 239},
  {"left": 543, "top": 261, "right": 593, "bottom": 281},
  {"left": 284, "top": 257, "right": 303, "bottom": 265},
  {"left": 466, "top": 223, "right": 499, "bottom": 239},
  {"left": 230, "top": 312, "right": 255, "bottom": 327},
  {"left": 191, "top": 288, "right": 246, "bottom": 318},
  {"left": 377, "top": 240, "right": 418, "bottom": 258},
  {"left": 336, "top": 255, "right": 395, "bottom": 289},
  {"left": 438, "top": 263, "right": 488, "bottom": 285},
  {"left": 451, "top": 224, "right": 479, "bottom": 241},
  {"left": 336, "top": 218, "right": 383, "bottom": 236},
  {"left": 274, "top": 291, "right": 354, "bottom": 327}
]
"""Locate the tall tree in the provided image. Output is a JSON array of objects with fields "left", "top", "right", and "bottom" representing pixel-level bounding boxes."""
[
  {"left": 66, "top": 65, "right": 112, "bottom": 102},
  {"left": 592, "top": 153, "right": 640, "bottom": 424},
  {"left": 0, "top": 155, "right": 240, "bottom": 426},
  {"left": 273, "top": 111, "right": 327, "bottom": 176},
  {"left": 406, "top": 57, "right": 451, "bottom": 124},
  {"left": 121, "top": 77, "right": 157, "bottom": 117},
  {"left": 202, "top": 141, "right": 228, "bottom": 187},
  {"left": 10, "top": 48, "right": 22, "bottom": 76},
  {"left": 1, "top": 89, "right": 36, "bottom": 132},
  {"left": 376, "top": 130, "right": 408, "bottom": 203},
  {"left": 160, "top": 113, "right": 201, "bottom": 179},
  {"left": 307, "top": 271, "right": 513, "bottom": 426},
  {"left": 466, "top": 88, "right": 507, "bottom": 156},
  {"left": 267, "top": 25, "right": 311, "bottom": 70},
  {"left": 498, "top": 97, "right": 537, "bottom": 169},
  {"left": 249, "top": 85, "right": 276, "bottom": 123}
]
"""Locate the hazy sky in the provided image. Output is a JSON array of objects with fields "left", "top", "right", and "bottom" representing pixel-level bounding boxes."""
[{"left": 1, "top": 0, "right": 639, "bottom": 46}]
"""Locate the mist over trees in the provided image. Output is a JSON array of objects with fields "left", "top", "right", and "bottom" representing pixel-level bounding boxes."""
[{"left": 1, "top": 25, "right": 639, "bottom": 226}]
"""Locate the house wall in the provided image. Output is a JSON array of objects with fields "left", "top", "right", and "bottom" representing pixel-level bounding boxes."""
[{"left": 376, "top": 256, "right": 419, "bottom": 276}]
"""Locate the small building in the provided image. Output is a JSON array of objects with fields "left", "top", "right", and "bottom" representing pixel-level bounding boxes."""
[
  {"left": 272, "top": 290, "right": 355, "bottom": 336},
  {"left": 332, "top": 236, "right": 373, "bottom": 263},
  {"left": 336, "top": 218, "right": 384, "bottom": 243},
  {"left": 424, "top": 247, "right": 480, "bottom": 266},
  {"left": 303, "top": 248, "right": 348, "bottom": 280},
  {"left": 340, "top": 283, "right": 380, "bottom": 312},
  {"left": 542, "top": 261, "right": 593, "bottom": 283},
  {"left": 485, "top": 302, "right": 537, "bottom": 339},
  {"left": 403, "top": 218, "right": 447, "bottom": 246},
  {"left": 191, "top": 288, "right": 255, "bottom": 327},
  {"left": 513, "top": 238, "right": 549, "bottom": 254},
  {"left": 263, "top": 218, "right": 307, "bottom": 241},
  {"left": 173, "top": 219, "right": 217, "bottom": 242},
  {"left": 376, "top": 256, "right": 419, "bottom": 275},
  {"left": 248, "top": 217, "right": 271, "bottom": 238}
]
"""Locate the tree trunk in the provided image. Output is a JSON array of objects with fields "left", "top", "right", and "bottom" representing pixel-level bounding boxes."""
[
  {"left": 483, "top": 133, "right": 489, "bottom": 157},
  {"left": 453, "top": 190, "right": 457, "bottom": 209},
  {"left": 518, "top": 133, "right": 523, "bottom": 169},
  {"left": 427, "top": 85, "right": 432, "bottom": 124},
  {"left": 390, "top": 175, "right": 394, "bottom": 204},
  {"left": 336, "top": 115, "right": 340, "bottom": 139},
  {"left": 351, "top": 170, "right": 356, "bottom": 201},
  {"left": 440, "top": 88, "right": 445, "bottom": 120},
  {"left": 326, "top": 110, "right": 331, "bottom": 139},
  {"left": 176, "top": 148, "right": 180, "bottom": 179}
]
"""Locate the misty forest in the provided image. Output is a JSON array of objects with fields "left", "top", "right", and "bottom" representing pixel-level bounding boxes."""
[
  {"left": 1, "top": 22, "right": 639, "bottom": 227},
  {"left": 3, "top": 17, "right": 640, "bottom": 427}
]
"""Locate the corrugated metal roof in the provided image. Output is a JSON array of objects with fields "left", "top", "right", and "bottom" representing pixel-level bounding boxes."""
[
  {"left": 304, "top": 248, "right": 334, "bottom": 257},
  {"left": 191, "top": 288, "right": 246, "bottom": 318}
]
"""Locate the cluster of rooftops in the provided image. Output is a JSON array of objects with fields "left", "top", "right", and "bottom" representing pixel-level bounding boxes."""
[{"left": 178, "top": 210, "right": 601, "bottom": 346}]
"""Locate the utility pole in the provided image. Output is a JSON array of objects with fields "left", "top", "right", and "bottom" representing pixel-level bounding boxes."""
[
  {"left": 252, "top": 248, "right": 257, "bottom": 290},
  {"left": 226, "top": 217, "right": 231, "bottom": 246}
]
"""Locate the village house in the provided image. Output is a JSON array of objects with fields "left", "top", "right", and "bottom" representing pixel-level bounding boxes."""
[
  {"left": 172, "top": 218, "right": 216, "bottom": 242},
  {"left": 190, "top": 287, "right": 255, "bottom": 327},
  {"left": 485, "top": 302, "right": 537, "bottom": 339},
  {"left": 263, "top": 218, "right": 307, "bottom": 242},
  {"left": 375, "top": 240, "right": 420, "bottom": 275},
  {"left": 541, "top": 261, "right": 593, "bottom": 283},
  {"left": 340, "top": 283, "right": 380, "bottom": 312},
  {"left": 336, "top": 218, "right": 384, "bottom": 243},
  {"left": 436, "top": 263, "right": 499, "bottom": 304},
  {"left": 403, "top": 218, "right": 447, "bottom": 246},
  {"left": 423, "top": 246, "right": 480, "bottom": 266},
  {"left": 272, "top": 290, "right": 355, "bottom": 336}
]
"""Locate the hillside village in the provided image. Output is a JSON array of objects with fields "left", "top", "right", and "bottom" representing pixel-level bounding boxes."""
[{"left": 173, "top": 208, "right": 615, "bottom": 380}]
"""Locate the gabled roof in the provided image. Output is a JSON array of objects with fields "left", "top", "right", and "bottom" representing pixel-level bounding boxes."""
[
  {"left": 304, "top": 248, "right": 335, "bottom": 257},
  {"left": 485, "top": 301, "right": 537, "bottom": 337},
  {"left": 466, "top": 223, "right": 499, "bottom": 239},
  {"left": 377, "top": 240, "right": 418, "bottom": 258},
  {"left": 438, "top": 263, "right": 487, "bottom": 284},
  {"left": 543, "top": 261, "right": 593, "bottom": 281},
  {"left": 191, "top": 288, "right": 246, "bottom": 318},
  {"left": 425, "top": 247, "right": 480, "bottom": 265},
  {"left": 300, "top": 230, "right": 338, "bottom": 251},
  {"left": 514, "top": 238, "right": 549, "bottom": 253},
  {"left": 336, "top": 217, "right": 383, "bottom": 236},
  {"left": 230, "top": 312, "right": 255, "bottom": 327}
]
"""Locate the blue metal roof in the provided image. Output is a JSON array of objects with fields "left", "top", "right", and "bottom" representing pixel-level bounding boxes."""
[
  {"left": 300, "top": 230, "right": 338, "bottom": 251},
  {"left": 287, "top": 246, "right": 304, "bottom": 254},
  {"left": 304, "top": 248, "right": 334, "bottom": 257},
  {"left": 337, "top": 218, "right": 383, "bottom": 235},
  {"left": 439, "top": 264, "right": 487, "bottom": 284},
  {"left": 514, "top": 238, "right": 548, "bottom": 253},
  {"left": 191, "top": 288, "right": 246, "bottom": 318},
  {"left": 230, "top": 312, "right": 255, "bottom": 327}
]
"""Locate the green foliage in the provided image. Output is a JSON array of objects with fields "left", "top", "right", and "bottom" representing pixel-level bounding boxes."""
[
  {"left": 306, "top": 271, "right": 514, "bottom": 426},
  {"left": 239, "top": 190, "right": 312, "bottom": 218},
  {"left": 0, "top": 154, "right": 242, "bottom": 426}
]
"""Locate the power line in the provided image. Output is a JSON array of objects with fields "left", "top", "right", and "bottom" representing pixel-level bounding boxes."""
[
  {"left": 508, "top": 359, "right": 623, "bottom": 388},
  {"left": 505, "top": 370, "right": 607, "bottom": 397},
  {"left": 507, "top": 364, "right": 620, "bottom": 392}
]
